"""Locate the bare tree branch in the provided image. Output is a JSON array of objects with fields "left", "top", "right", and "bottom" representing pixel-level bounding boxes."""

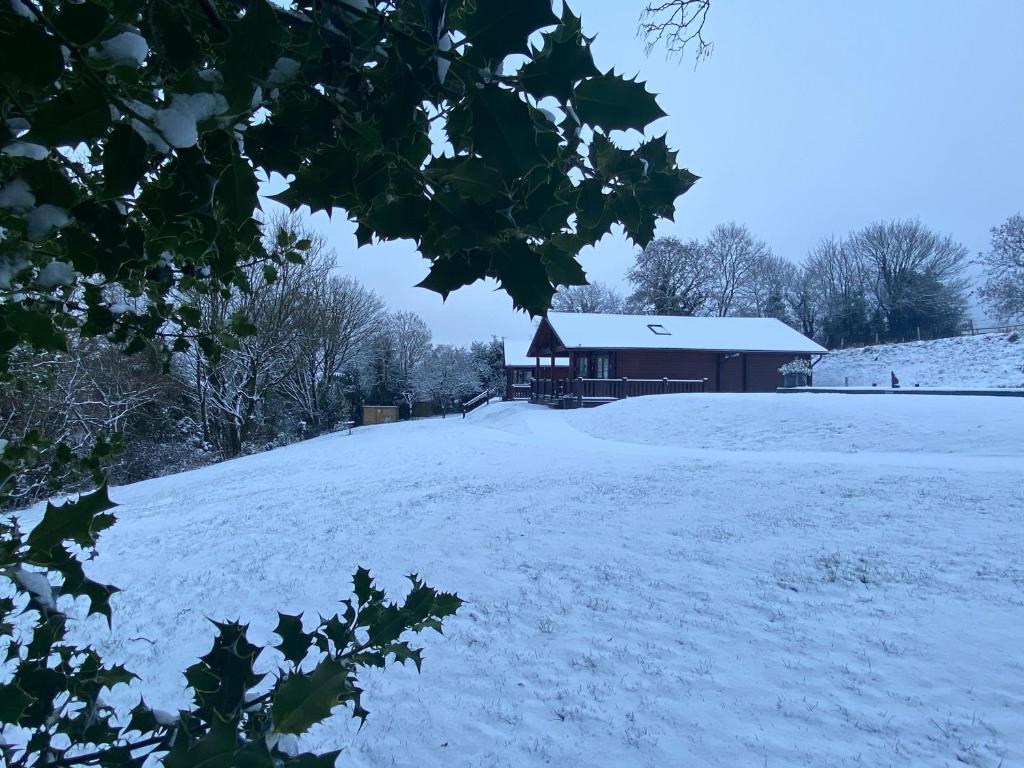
[{"left": 638, "top": 0, "right": 713, "bottom": 62}]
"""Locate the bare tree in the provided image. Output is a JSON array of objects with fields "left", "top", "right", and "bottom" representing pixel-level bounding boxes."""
[
  {"left": 365, "top": 310, "right": 432, "bottom": 406},
  {"left": 804, "top": 235, "right": 872, "bottom": 346},
  {"left": 639, "top": 0, "right": 713, "bottom": 61},
  {"left": 626, "top": 236, "right": 712, "bottom": 315},
  {"left": 978, "top": 213, "right": 1024, "bottom": 322},
  {"left": 280, "top": 274, "right": 384, "bottom": 431},
  {"left": 0, "top": 336, "right": 175, "bottom": 505},
  {"left": 786, "top": 266, "right": 822, "bottom": 340},
  {"left": 739, "top": 253, "right": 798, "bottom": 321},
  {"left": 704, "top": 222, "right": 768, "bottom": 317},
  {"left": 413, "top": 344, "right": 481, "bottom": 417},
  {"left": 176, "top": 212, "right": 328, "bottom": 455},
  {"left": 551, "top": 282, "right": 625, "bottom": 313},
  {"left": 847, "top": 219, "right": 969, "bottom": 339}
]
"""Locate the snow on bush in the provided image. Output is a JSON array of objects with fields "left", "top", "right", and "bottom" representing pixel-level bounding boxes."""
[
  {"left": 95, "top": 31, "right": 150, "bottom": 67},
  {"left": 2, "top": 140, "right": 47, "bottom": 160},
  {"left": 25, "top": 204, "right": 69, "bottom": 241},
  {"left": 36, "top": 259, "right": 75, "bottom": 289},
  {"left": 778, "top": 358, "right": 812, "bottom": 376},
  {"left": 0, "top": 178, "right": 34, "bottom": 210}
]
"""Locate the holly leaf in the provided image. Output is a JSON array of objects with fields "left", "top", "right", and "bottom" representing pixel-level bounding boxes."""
[
  {"left": 572, "top": 72, "right": 666, "bottom": 133},
  {"left": 0, "top": 683, "right": 35, "bottom": 722},
  {"left": 26, "top": 485, "right": 117, "bottom": 554},
  {"left": 53, "top": 2, "right": 110, "bottom": 45},
  {"left": 28, "top": 84, "right": 112, "bottom": 148},
  {"left": 456, "top": 0, "right": 557, "bottom": 60},
  {"left": 216, "top": 150, "right": 259, "bottom": 225},
  {"left": 103, "top": 125, "right": 150, "bottom": 197},
  {"left": 430, "top": 156, "right": 507, "bottom": 204},
  {"left": 416, "top": 251, "right": 490, "bottom": 299},
  {"left": 352, "top": 567, "right": 375, "bottom": 606},
  {"left": 519, "top": 7, "right": 599, "bottom": 101},
  {"left": 164, "top": 718, "right": 239, "bottom": 768},
  {"left": 614, "top": 191, "right": 658, "bottom": 248},
  {"left": 271, "top": 658, "right": 351, "bottom": 735},
  {"left": 274, "top": 613, "right": 312, "bottom": 666},
  {"left": 541, "top": 247, "right": 588, "bottom": 287},
  {"left": 468, "top": 85, "right": 553, "bottom": 181},
  {"left": 488, "top": 240, "right": 555, "bottom": 314},
  {"left": 0, "top": 17, "right": 64, "bottom": 89}
]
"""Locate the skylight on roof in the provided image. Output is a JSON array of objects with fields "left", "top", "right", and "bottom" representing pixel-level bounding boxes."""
[{"left": 647, "top": 323, "right": 671, "bottom": 335}]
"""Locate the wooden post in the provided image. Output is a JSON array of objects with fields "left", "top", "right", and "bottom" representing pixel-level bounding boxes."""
[
  {"left": 662, "top": 376, "right": 668, "bottom": 394},
  {"left": 621, "top": 377, "right": 629, "bottom": 398}
]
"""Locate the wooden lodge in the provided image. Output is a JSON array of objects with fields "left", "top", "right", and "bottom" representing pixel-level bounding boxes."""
[{"left": 525, "top": 312, "right": 827, "bottom": 406}]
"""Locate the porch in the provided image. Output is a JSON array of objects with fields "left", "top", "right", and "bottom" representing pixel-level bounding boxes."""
[{"left": 531, "top": 376, "right": 706, "bottom": 407}]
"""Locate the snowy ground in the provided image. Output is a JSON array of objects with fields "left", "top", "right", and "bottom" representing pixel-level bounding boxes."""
[
  {"left": 816, "top": 332, "right": 1024, "bottom": 389},
  {"left": 61, "top": 395, "right": 1024, "bottom": 767}
]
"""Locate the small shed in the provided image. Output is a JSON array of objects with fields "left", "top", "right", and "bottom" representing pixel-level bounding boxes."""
[{"left": 362, "top": 405, "right": 400, "bottom": 425}]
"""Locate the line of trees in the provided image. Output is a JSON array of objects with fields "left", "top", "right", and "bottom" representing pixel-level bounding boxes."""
[
  {"left": 555, "top": 218, "right": 981, "bottom": 347},
  {"left": 1, "top": 215, "right": 503, "bottom": 500}
]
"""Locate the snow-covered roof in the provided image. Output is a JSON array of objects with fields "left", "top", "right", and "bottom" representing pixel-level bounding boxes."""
[
  {"left": 538, "top": 313, "right": 828, "bottom": 354},
  {"left": 504, "top": 339, "right": 569, "bottom": 368}
]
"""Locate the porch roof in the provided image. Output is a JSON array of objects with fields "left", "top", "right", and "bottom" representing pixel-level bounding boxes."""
[
  {"left": 529, "top": 312, "right": 828, "bottom": 355},
  {"left": 503, "top": 339, "right": 569, "bottom": 368}
]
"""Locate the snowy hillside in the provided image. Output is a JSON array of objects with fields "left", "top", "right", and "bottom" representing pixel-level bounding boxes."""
[
  {"left": 815, "top": 332, "right": 1024, "bottom": 388},
  {"left": 64, "top": 396, "right": 1024, "bottom": 767}
]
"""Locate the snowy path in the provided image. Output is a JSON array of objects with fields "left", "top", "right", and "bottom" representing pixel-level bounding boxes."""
[{"left": 68, "top": 395, "right": 1024, "bottom": 767}]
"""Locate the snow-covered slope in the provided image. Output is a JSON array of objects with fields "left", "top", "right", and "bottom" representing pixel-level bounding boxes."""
[
  {"left": 815, "top": 332, "right": 1024, "bottom": 388},
  {"left": 62, "top": 396, "right": 1024, "bottom": 767}
]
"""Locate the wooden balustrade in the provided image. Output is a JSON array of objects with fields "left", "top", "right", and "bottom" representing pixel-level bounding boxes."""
[{"left": 530, "top": 376, "right": 705, "bottom": 406}]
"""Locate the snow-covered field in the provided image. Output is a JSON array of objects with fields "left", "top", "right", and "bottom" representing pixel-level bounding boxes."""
[
  {"left": 816, "top": 332, "right": 1024, "bottom": 389},
  {"left": 69, "top": 394, "right": 1023, "bottom": 767}
]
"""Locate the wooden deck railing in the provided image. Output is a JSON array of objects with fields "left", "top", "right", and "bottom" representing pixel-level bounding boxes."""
[
  {"left": 509, "top": 383, "right": 532, "bottom": 400},
  {"left": 462, "top": 387, "right": 499, "bottom": 418},
  {"left": 531, "top": 376, "right": 705, "bottom": 405}
]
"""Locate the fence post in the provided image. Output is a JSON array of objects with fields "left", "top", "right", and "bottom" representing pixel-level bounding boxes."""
[
  {"left": 575, "top": 377, "right": 583, "bottom": 407},
  {"left": 621, "top": 377, "right": 629, "bottom": 398},
  {"left": 662, "top": 377, "right": 668, "bottom": 394}
]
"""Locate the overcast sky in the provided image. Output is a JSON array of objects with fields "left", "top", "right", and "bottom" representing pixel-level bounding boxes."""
[{"left": 271, "top": 1, "right": 1024, "bottom": 346}]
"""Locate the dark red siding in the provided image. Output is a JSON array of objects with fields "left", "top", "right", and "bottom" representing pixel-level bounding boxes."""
[
  {"left": 570, "top": 349, "right": 811, "bottom": 393},
  {"left": 745, "top": 353, "right": 804, "bottom": 392},
  {"left": 614, "top": 350, "right": 718, "bottom": 385},
  {"left": 718, "top": 354, "right": 744, "bottom": 392}
]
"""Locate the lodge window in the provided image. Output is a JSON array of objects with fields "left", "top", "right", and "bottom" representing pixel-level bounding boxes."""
[
  {"left": 576, "top": 355, "right": 589, "bottom": 378},
  {"left": 647, "top": 323, "right": 671, "bottom": 335},
  {"left": 513, "top": 369, "right": 531, "bottom": 385},
  {"left": 593, "top": 353, "right": 611, "bottom": 379}
]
